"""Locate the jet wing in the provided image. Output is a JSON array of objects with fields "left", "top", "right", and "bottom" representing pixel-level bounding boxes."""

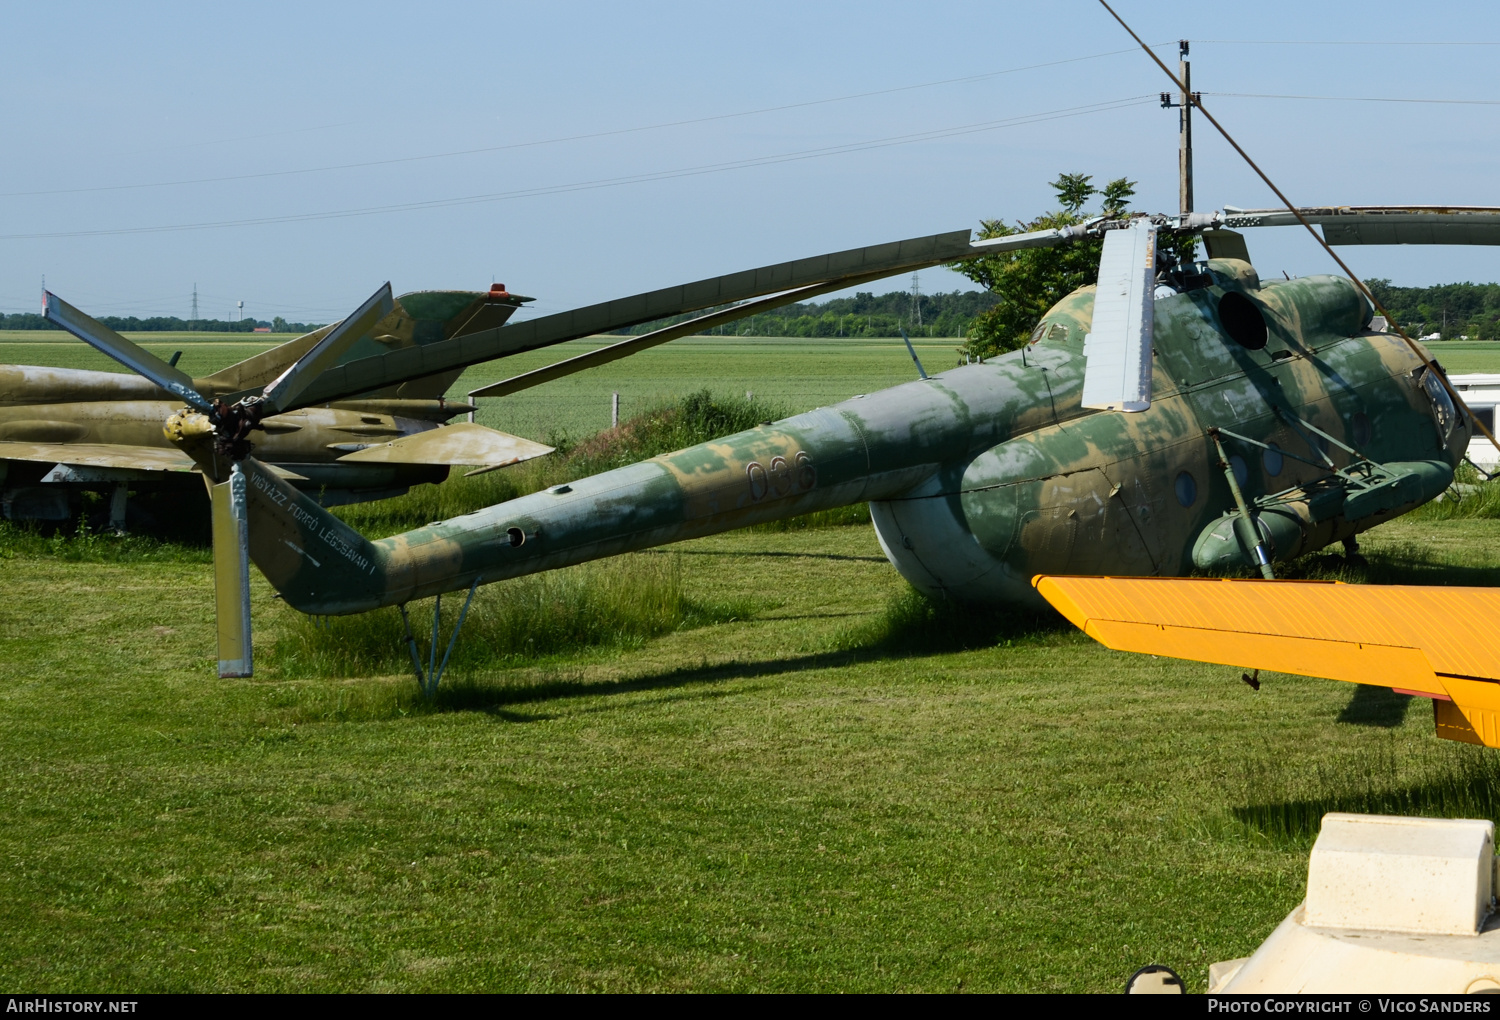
[
  {"left": 0, "top": 441, "right": 196, "bottom": 472},
  {"left": 334, "top": 422, "right": 553, "bottom": 470},
  {"left": 1032, "top": 574, "right": 1500, "bottom": 747}
]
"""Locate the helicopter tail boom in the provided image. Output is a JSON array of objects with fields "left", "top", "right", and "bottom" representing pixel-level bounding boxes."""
[{"left": 234, "top": 384, "right": 981, "bottom": 615}]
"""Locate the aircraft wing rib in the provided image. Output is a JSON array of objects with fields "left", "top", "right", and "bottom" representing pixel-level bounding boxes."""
[
  {"left": 1080, "top": 220, "right": 1155, "bottom": 412},
  {"left": 1034, "top": 575, "right": 1500, "bottom": 746}
]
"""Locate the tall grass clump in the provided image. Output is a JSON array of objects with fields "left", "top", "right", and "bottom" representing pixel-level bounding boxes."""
[
  {"left": 0, "top": 519, "right": 211, "bottom": 564},
  {"left": 1410, "top": 475, "right": 1500, "bottom": 521},
  {"left": 558, "top": 388, "right": 789, "bottom": 476},
  {"left": 1231, "top": 743, "right": 1500, "bottom": 846},
  {"left": 269, "top": 553, "right": 748, "bottom": 679},
  {"left": 333, "top": 389, "right": 793, "bottom": 537}
]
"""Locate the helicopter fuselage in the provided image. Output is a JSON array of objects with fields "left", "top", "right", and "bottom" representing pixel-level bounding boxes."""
[{"left": 238, "top": 256, "right": 1464, "bottom": 615}]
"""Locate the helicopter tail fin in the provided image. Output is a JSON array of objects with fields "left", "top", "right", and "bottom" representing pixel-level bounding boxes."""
[{"left": 234, "top": 456, "right": 392, "bottom": 615}]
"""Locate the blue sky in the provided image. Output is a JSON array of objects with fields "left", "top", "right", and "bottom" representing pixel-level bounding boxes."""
[{"left": 4, "top": 1, "right": 1500, "bottom": 323}]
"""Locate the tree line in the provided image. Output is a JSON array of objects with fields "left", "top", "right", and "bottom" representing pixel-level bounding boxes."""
[
  {"left": 615, "top": 288, "right": 1000, "bottom": 339},
  {"left": 1365, "top": 280, "right": 1500, "bottom": 341},
  {"left": 0, "top": 313, "right": 321, "bottom": 333}
]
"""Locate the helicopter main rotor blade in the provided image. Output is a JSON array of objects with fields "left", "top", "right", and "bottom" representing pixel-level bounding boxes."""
[
  {"left": 1220, "top": 206, "right": 1500, "bottom": 246},
  {"left": 287, "top": 226, "right": 1080, "bottom": 408},
  {"left": 261, "top": 282, "right": 394, "bottom": 413},
  {"left": 42, "top": 292, "right": 213, "bottom": 413},
  {"left": 211, "top": 463, "right": 254, "bottom": 679},
  {"left": 1081, "top": 219, "right": 1156, "bottom": 413},
  {"left": 468, "top": 267, "right": 919, "bottom": 400}
]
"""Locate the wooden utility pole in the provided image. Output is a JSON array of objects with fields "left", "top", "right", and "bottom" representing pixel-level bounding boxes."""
[
  {"left": 1178, "top": 39, "right": 1193, "bottom": 216},
  {"left": 1161, "top": 40, "right": 1199, "bottom": 215}
]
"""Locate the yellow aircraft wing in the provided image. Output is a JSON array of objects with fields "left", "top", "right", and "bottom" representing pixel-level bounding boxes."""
[
  {"left": 0, "top": 441, "right": 196, "bottom": 472},
  {"left": 1033, "top": 575, "right": 1500, "bottom": 747}
]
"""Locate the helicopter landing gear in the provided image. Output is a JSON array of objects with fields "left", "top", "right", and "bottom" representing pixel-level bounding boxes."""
[
  {"left": 108, "top": 483, "right": 129, "bottom": 535},
  {"left": 1342, "top": 535, "right": 1368, "bottom": 568}
]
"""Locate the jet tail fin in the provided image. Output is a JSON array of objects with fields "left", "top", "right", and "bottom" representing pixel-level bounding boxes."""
[
  {"left": 198, "top": 328, "right": 329, "bottom": 396},
  {"left": 196, "top": 288, "right": 525, "bottom": 401}
]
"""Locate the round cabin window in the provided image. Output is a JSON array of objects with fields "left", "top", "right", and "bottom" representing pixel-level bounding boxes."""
[
  {"left": 1229, "top": 455, "right": 1248, "bottom": 488},
  {"left": 1219, "top": 292, "right": 1268, "bottom": 350},
  {"left": 1263, "top": 442, "right": 1284, "bottom": 477},
  {"left": 1352, "top": 411, "right": 1373, "bottom": 448},
  {"left": 1175, "top": 471, "right": 1197, "bottom": 507}
]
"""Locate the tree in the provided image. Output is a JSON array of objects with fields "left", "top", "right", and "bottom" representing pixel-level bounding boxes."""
[{"left": 951, "top": 173, "right": 1197, "bottom": 359}]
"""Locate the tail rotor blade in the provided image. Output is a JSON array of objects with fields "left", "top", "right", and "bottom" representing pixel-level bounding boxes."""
[
  {"left": 262, "top": 282, "right": 394, "bottom": 413},
  {"left": 212, "top": 464, "right": 253, "bottom": 678},
  {"left": 43, "top": 292, "right": 213, "bottom": 413}
]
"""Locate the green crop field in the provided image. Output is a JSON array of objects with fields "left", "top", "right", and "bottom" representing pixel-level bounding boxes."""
[
  {"left": 6, "top": 333, "right": 1500, "bottom": 992},
  {"left": 6, "top": 330, "right": 1500, "bottom": 441},
  {"left": 0, "top": 332, "right": 968, "bottom": 442}
]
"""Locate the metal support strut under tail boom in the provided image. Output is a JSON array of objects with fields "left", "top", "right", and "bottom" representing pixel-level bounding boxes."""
[{"left": 399, "top": 576, "right": 481, "bottom": 697}]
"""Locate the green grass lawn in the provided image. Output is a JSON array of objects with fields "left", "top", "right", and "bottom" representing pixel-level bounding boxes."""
[
  {"left": 3, "top": 510, "right": 1500, "bottom": 992},
  {"left": 1422, "top": 340, "right": 1500, "bottom": 374},
  {"left": 7, "top": 331, "right": 1500, "bottom": 991}
]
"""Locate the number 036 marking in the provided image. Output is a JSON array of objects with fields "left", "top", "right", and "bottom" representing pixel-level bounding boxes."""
[{"left": 746, "top": 451, "right": 815, "bottom": 501}]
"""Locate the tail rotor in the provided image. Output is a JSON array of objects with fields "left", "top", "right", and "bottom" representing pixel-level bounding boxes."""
[{"left": 44, "top": 283, "right": 396, "bottom": 677}]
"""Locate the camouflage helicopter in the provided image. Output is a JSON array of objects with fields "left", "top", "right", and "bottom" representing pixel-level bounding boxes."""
[
  {"left": 4, "top": 283, "right": 555, "bottom": 528},
  {"left": 46, "top": 204, "right": 1500, "bottom": 682}
]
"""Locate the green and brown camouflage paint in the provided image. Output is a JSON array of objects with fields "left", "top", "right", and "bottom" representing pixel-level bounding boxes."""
[{"left": 231, "top": 259, "right": 1466, "bottom": 614}]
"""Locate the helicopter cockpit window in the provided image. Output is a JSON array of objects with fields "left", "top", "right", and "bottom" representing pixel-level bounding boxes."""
[
  {"left": 1218, "top": 292, "right": 1268, "bottom": 351},
  {"left": 1418, "top": 366, "right": 1457, "bottom": 437}
]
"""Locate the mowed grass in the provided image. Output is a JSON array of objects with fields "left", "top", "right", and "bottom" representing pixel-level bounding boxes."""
[
  {"left": 4, "top": 511, "right": 1500, "bottom": 992},
  {"left": 7, "top": 333, "right": 1500, "bottom": 990}
]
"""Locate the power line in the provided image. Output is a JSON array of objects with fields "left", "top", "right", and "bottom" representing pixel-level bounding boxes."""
[
  {"left": 1205, "top": 91, "right": 1500, "bottom": 107},
  {"left": 0, "top": 96, "right": 1156, "bottom": 241},
  {"left": 0, "top": 46, "right": 1165, "bottom": 200},
  {"left": 1191, "top": 39, "right": 1500, "bottom": 46}
]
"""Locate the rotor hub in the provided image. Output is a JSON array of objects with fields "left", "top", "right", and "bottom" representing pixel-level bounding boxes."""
[{"left": 210, "top": 397, "right": 268, "bottom": 461}]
